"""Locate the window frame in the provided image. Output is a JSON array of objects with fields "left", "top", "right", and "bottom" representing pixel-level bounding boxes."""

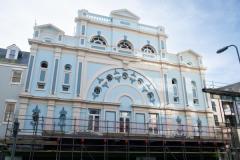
[
  {"left": 117, "top": 40, "right": 133, "bottom": 50},
  {"left": 141, "top": 44, "right": 156, "bottom": 54},
  {"left": 90, "top": 35, "right": 107, "bottom": 46},
  {"left": 37, "top": 61, "right": 48, "bottom": 90},
  {"left": 172, "top": 78, "right": 179, "bottom": 103},
  {"left": 11, "top": 69, "right": 23, "bottom": 84},
  {"left": 62, "top": 64, "right": 72, "bottom": 92},
  {"left": 3, "top": 101, "right": 16, "bottom": 123},
  {"left": 191, "top": 81, "right": 199, "bottom": 105}
]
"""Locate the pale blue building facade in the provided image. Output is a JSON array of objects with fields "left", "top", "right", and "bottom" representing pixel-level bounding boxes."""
[{"left": 18, "top": 9, "right": 213, "bottom": 136}]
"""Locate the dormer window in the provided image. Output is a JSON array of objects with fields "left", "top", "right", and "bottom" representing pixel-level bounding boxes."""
[
  {"left": 5, "top": 44, "right": 20, "bottom": 60},
  {"left": 141, "top": 45, "right": 156, "bottom": 54},
  {"left": 117, "top": 40, "right": 133, "bottom": 50},
  {"left": 9, "top": 50, "right": 16, "bottom": 59}
]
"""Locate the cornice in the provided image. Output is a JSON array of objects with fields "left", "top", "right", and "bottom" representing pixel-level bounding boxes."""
[
  {"left": 28, "top": 39, "right": 206, "bottom": 71},
  {"left": 19, "top": 93, "right": 211, "bottom": 114}
]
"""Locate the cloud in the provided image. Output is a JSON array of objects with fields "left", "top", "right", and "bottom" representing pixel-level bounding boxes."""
[{"left": 0, "top": 0, "right": 239, "bottom": 84}]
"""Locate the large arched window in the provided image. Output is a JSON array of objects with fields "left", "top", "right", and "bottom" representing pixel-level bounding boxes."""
[
  {"left": 90, "top": 35, "right": 107, "bottom": 46},
  {"left": 141, "top": 44, "right": 156, "bottom": 54},
  {"left": 38, "top": 61, "right": 48, "bottom": 89},
  {"left": 117, "top": 40, "right": 133, "bottom": 50},
  {"left": 191, "top": 81, "right": 199, "bottom": 104},
  {"left": 172, "top": 78, "right": 179, "bottom": 103}
]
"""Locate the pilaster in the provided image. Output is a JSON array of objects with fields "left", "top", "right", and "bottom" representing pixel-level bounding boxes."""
[
  {"left": 18, "top": 98, "right": 29, "bottom": 130},
  {"left": 45, "top": 100, "right": 55, "bottom": 131}
]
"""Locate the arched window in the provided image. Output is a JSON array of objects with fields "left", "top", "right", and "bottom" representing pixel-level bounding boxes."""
[
  {"left": 191, "top": 81, "right": 199, "bottom": 104},
  {"left": 41, "top": 61, "right": 48, "bottom": 68},
  {"left": 64, "top": 64, "right": 71, "bottom": 71},
  {"left": 141, "top": 44, "right": 156, "bottom": 54},
  {"left": 90, "top": 35, "right": 107, "bottom": 46},
  {"left": 38, "top": 61, "right": 48, "bottom": 89},
  {"left": 62, "top": 64, "right": 72, "bottom": 92},
  {"left": 172, "top": 78, "right": 179, "bottom": 103},
  {"left": 117, "top": 40, "right": 133, "bottom": 50}
]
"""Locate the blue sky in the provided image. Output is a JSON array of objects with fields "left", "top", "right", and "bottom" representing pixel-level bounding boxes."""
[{"left": 0, "top": 0, "right": 239, "bottom": 85}]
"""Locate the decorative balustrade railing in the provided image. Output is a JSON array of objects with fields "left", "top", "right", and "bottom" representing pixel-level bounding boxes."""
[
  {"left": 79, "top": 12, "right": 164, "bottom": 35},
  {"left": 6, "top": 115, "right": 231, "bottom": 141}
]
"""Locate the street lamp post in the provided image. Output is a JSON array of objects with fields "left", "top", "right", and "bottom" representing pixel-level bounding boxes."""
[{"left": 216, "top": 45, "right": 240, "bottom": 64}]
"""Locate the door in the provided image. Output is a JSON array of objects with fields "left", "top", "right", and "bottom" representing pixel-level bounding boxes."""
[{"left": 120, "top": 111, "right": 130, "bottom": 133}]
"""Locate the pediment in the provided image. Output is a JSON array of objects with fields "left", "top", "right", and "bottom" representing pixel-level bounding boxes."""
[
  {"left": 35, "top": 24, "right": 64, "bottom": 34},
  {"left": 177, "top": 49, "right": 202, "bottom": 58},
  {"left": 110, "top": 9, "right": 140, "bottom": 22}
]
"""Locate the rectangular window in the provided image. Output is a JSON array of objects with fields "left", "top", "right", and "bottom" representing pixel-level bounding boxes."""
[
  {"left": 161, "top": 40, "right": 165, "bottom": 49},
  {"left": 162, "top": 52, "right": 166, "bottom": 59},
  {"left": 80, "top": 39, "right": 84, "bottom": 45},
  {"left": 11, "top": 70, "right": 22, "bottom": 83},
  {"left": 62, "top": 72, "right": 70, "bottom": 92},
  {"left": 211, "top": 101, "right": 216, "bottom": 112},
  {"left": 174, "top": 97, "right": 179, "bottom": 103},
  {"left": 34, "top": 30, "right": 39, "bottom": 37},
  {"left": 58, "top": 35, "right": 62, "bottom": 41},
  {"left": 64, "top": 73, "right": 70, "bottom": 84},
  {"left": 38, "top": 69, "right": 46, "bottom": 89},
  {"left": 81, "top": 25, "right": 85, "bottom": 35},
  {"left": 193, "top": 99, "right": 199, "bottom": 105},
  {"left": 214, "top": 115, "right": 219, "bottom": 126},
  {"left": 4, "top": 102, "right": 15, "bottom": 122},
  {"left": 192, "top": 89, "right": 197, "bottom": 98},
  {"left": 39, "top": 70, "right": 46, "bottom": 82}
]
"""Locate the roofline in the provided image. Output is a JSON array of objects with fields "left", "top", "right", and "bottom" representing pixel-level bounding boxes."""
[
  {"left": 110, "top": 9, "right": 140, "bottom": 21},
  {"left": 202, "top": 88, "right": 240, "bottom": 97},
  {"left": 35, "top": 24, "right": 65, "bottom": 34},
  {"left": 177, "top": 49, "right": 202, "bottom": 57}
]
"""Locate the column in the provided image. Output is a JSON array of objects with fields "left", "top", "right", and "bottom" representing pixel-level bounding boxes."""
[
  {"left": 18, "top": 98, "right": 29, "bottom": 130},
  {"left": 186, "top": 112, "right": 193, "bottom": 137},
  {"left": 72, "top": 103, "right": 81, "bottom": 133}
]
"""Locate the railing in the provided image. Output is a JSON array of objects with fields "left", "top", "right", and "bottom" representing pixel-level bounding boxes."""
[
  {"left": 6, "top": 115, "right": 231, "bottom": 142},
  {"left": 85, "top": 12, "right": 112, "bottom": 24},
  {"left": 79, "top": 11, "right": 164, "bottom": 35}
]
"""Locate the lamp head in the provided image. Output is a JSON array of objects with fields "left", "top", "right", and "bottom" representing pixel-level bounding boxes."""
[{"left": 216, "top": 46, "right": 229, "bottom": 54}]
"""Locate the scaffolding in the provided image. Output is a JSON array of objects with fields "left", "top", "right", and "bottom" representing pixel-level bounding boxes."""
[{"left": 3, "top": 115, "right": 231, "bottom": 160}]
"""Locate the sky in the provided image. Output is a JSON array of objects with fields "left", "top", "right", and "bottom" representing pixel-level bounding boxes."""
[{"left": 0, "top": 0, "right": 239, "bottom": 86}]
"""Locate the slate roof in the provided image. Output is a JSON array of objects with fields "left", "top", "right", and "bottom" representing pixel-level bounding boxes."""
[
  {"left": 0, "top": 48, "right": 30, "bottom": 65},
  {"left": 202, "top": 82, "right": 240, "bottom": 97},
  {"left": 218, "top": 82, "right": 240, "bottom": 93}
]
